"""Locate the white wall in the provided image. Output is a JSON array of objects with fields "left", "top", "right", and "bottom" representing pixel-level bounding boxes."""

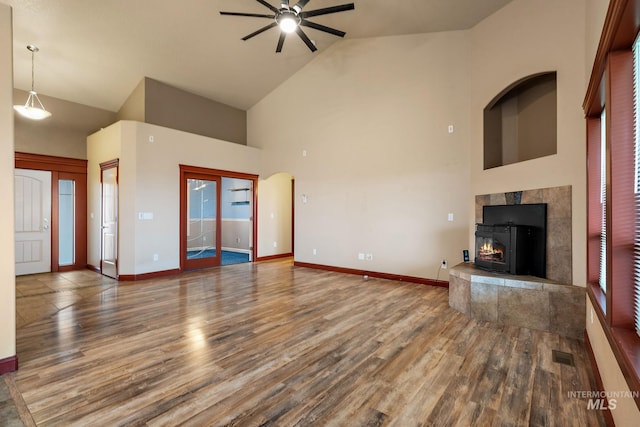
[
  {"left": 87, "top": 121, "right": 261, "bottom": 276},
  {"left": 249, "top": 31, "right": 471, "bottom": 280},
  {"left": 469, "top": 0, "right": 588, "bottom": 286},
  {"left": 0, "top": 2, "right": 15, "bottom": 364}
]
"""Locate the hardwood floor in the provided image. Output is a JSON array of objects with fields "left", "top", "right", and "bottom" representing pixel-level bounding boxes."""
[
  {"left": 15, "top": 270, "right": 117, "bottom": 329},
  {"left": 11, "top": 260, "right": 604, "bottom": 426}
]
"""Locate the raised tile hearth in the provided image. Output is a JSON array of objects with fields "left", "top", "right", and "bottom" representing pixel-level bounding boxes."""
[{"left": 449, "top": 263, "right": 585, "bottom": 339}]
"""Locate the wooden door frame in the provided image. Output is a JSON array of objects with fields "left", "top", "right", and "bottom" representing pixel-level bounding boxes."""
[
  {"left": 180, "top": 165, "right": 258, "bottom": 272},
  {"left": 99, "top": 159, "right": 119, "bottom": 278},
  {"left": 15, "top": 152, "right": 88, "bottom": 272}
]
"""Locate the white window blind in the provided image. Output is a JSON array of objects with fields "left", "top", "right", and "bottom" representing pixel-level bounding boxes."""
[
  {"left": 600, "top": 108, "right": 607, "bottom": 293},
  {"left": 633, "top": 33, "right": 640, "bottom": 334}
]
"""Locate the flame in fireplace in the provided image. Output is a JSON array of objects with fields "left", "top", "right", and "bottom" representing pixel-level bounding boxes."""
[{"left": 478, "top": 242, "right": 504, "bottom": 261}]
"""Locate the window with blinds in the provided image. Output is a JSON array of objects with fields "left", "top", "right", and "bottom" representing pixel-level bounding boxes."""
[
  {"left": 634, "top": 33, "right": 640, "bottom": 335},
  {"left": 601, "top": 108, "right": 607, "bottom": 294}
]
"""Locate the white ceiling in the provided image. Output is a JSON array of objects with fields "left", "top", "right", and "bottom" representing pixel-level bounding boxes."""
[{"left": 6, "top": 0, "right": 513, "bottom": 112}]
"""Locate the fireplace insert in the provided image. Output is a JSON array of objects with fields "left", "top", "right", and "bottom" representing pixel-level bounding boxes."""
[
  {"left": 475, "top": 224, "right": 533, "bottom": 274},
  {"left": 475, "top": 203, "right": 547, "bottom": 277}
]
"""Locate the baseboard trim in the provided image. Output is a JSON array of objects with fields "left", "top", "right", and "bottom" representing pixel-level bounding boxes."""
[
  {"left": 293, "top": 261, "right": 449, "bottom": 288},
  {"left": 0, "top": 355, "right": 18, "bottom": 374},
  {"left": 585, "top": 331, "right": 615, "bottom": 426},
  {"left": 256, "top": 253, "right": 294, "bottom": 262},
  {"left": 118, "top": 268, "right": 181, "bottom": 282},
  {"left": 86, "top": 264, "right": 100, "bottom": 273}
]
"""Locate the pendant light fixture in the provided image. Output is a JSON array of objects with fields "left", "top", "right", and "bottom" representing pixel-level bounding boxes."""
[{"left": 13, "top": 45, "right": 51, "bottom": 120}]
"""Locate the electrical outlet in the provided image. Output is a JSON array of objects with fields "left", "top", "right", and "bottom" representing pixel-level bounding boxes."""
[
  {"left": 366, "top": 253, "right": 373, "bottom": 261},
  {"left": 358, "top": 253, "right": 365, "bottom": 260},
  {"left": 441, "top": 259, "right": 447, "bottom": 269},
  {"left": 153, "top": 254, "right": 159, "bottom": 262}
]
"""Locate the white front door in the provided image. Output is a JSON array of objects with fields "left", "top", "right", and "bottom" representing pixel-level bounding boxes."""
[{"left": 15, "top": 169, "right": 52, "bottom": 275}]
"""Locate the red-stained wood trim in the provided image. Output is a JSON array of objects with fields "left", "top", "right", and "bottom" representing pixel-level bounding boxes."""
[
  {"left": 585, "top": 331, "right": 616, "bottom": 427},
  {"left": 15, "top": 153, "right": 89, "bottom": 272},
  {"left": 0, "top": 355, "right": 18, "bottom": 375},
  {"left": 179, "top": 165, "right": 258, "bottom": 271},
  {"left": 294, "top": 261, "right": 449, "bottom": 288},
  {"left": 178, "top": 164, "right": 259, "bottom": 181},
  {"left": 255, "top": 253, "right": 293, "bottom": 262},
  {"left": 584, "top": 0, "right": 638, "bottom": 116},
  {"left": 584, "top": 0, "right": 640, "bottom": 409},
  {"left": 291, "top": 178, "right": 295, "bottom": 256},
  {"left": 99, "top": 158, "right": 119, "bottom": 170},
  {"left": 15, "top": 152, "right": 87, "bottom": 174},
  {"left": 180, "top": 170, "right": 221, "bottom": 270},
  {"left": 51, "top": 172, "right": 60, "bottom": 272},
  {"left": 100, "top": 160, "right": 119, "bottom": 278},
  {"left": 87, "top": 264, "right": 101, "bottom": 273},
  {"left": 117, "top": 268, "right": 182, "bottom": 282}
]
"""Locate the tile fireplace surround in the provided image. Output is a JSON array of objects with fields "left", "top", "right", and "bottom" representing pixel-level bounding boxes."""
[
  {"left": 449, "top": 263, "right": 585, "bottom": 339},
  {"left": 452, "top": 185, "right": 583, "bottom": 338},
  {"left": 475, "top": 185, "right": 572, "bottom": 284}
]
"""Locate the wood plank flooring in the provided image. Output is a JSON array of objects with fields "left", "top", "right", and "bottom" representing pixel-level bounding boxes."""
[{"left": 11, "top": 260, "right": 605, "bottom": 426}]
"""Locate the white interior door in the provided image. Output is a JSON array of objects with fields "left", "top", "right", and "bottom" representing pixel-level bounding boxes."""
[
  {"left": 101, "top": 166, "right": 118, "bottom": 279},
  {"left": 15, "top": 169, "right": 52, "bottom": 276}
]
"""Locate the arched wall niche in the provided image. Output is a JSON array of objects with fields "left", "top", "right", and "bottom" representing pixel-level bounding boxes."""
[{"left": 483, "top": 71, "right": 558, "bottom": 170}]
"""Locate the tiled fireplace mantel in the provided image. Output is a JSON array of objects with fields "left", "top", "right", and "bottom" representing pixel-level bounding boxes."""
[{"left": 449, "top": 263, "right": 585, "bottom": 339}]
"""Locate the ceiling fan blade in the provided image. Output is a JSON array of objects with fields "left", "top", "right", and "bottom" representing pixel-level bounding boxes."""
[
  {"left": 280, "top": 0, "right": 290, "bottom": 8},
  {"left": 242, "top": 22, "right": 279, "bottom": 41},
  {"left": 300, "top": 3, "right": 354, "bottom": 18},
  {"left": 255, "top": 0, "right": 279, "bottom": 13},
  {"left": 220, "top": 11, "right": 275, "bottom": 19},
  {"left": 295, "top": 27, "right": 317, "bottom": 52},
  {"left": 300, "top": 20, "right": 346, "bottom": 37},
  {"left": 276, "top": 32, "right": 287, "bottom": 52},
  {"left": 293, "top": 0, "right": 311, "bottom": 12}
]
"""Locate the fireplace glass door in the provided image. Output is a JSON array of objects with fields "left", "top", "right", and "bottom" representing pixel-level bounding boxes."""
[{"left": 476, "top": 236, "right": 506, "bottom": 265}]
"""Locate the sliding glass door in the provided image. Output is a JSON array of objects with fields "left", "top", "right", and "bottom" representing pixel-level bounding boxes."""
[{"left": 182, "top": 171, "right": 221, "bottom": 270}]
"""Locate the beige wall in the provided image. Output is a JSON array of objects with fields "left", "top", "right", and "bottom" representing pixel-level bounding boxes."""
[
  {"left": 586, "top": 299, "right": 640, "bottom": 425},
  {"left": 257, "top": 172, "right": 293, "bottom": 258},
  {"left": 0, "top": 2, "right": 16, "bottom": 363},
  {"left": 116, "top": 78, "right": 145, "bottom": 123},
  {"left": 86, "top": 122, "right": 124, "bottom": 271},
  {"left": 249, "top": 31, "right": 471, "bottom": 280},
  {"left": 585, "top": 0, "right": 610, "bottom": 88},
  {"left": 14, "top": 89, "right": 116, "bottom": 159},
  {"left": 116, "top": 78, "right": 247, "bottom": 145},
  {"left": 88, "top": 121, "right": 260, "bottom": 276},
  {"left": 221, "top": 220, "right": 252, "bottom": 253},
  {"left": 470, "top": 0, "right": 588, "bottom": 286}
]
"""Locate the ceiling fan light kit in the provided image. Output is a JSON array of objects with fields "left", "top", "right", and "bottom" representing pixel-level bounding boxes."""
[
  {"left": 13, "top": 44, "right": 51, "bottom": 120},
  {"left": 221, "top": 0, "right": 355, "bottom": 53}
]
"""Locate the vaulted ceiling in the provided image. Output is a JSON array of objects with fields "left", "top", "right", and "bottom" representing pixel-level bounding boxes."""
[{"left": 6, "top": 0, "right": 513, "bottom": 112}]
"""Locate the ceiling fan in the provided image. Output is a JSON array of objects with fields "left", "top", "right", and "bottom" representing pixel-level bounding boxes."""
[{"left": 220, "top": 0, "right": 355, "bottom": 53}]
